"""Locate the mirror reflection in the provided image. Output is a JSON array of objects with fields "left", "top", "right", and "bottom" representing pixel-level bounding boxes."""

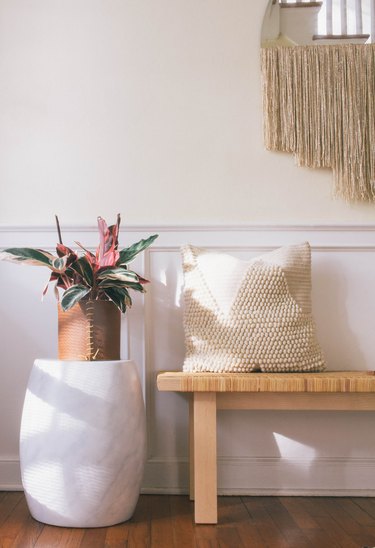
[{"left": 261, "top": 0, "right": 375, "bottom": 46}]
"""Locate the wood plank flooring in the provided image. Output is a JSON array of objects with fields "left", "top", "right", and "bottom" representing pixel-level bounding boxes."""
[{"left": 1, "top": 493, "right": 375, "bottom": 547}]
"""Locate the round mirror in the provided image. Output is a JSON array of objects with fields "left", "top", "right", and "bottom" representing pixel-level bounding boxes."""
[{"left": 261, "top": 0, "right": 374, "bottom": 47}]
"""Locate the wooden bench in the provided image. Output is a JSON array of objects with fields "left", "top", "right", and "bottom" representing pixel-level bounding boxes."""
[{"left": 157, "top": 371, "right": 375, "bottom": 524}]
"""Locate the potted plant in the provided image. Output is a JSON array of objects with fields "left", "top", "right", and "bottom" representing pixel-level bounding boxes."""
[
  {"left": 0, "top": 216, "right": 158, "bottom": 527},
  {"left": 1, "top": 214, "right": 158, "bottom": 360}
]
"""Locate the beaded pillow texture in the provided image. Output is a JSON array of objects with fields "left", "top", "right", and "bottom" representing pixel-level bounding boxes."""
[{"left": 181, "top": 242, "right": 326, "bottom": 373}]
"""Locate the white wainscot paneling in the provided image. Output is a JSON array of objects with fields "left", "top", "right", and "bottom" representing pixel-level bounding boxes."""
[
  {"left": 143, "top": 226, "right": 375, "bottom": 495},
  {"left": 1, "top": 225, "right": 375, "bottom": 494}
]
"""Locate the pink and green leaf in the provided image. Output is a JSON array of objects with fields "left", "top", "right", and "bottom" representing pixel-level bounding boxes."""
[
  {"left": 117, "top": 234, "right": 158, "bottom": 265},
  {"left": 57, "top": 274, "right": 70, "bottom": 289},
  {"left": 51, "top": 256, "right": 68, "bottom": 272},
  {"left": 137, "top": 275, "right": 150, "bottom": 285},
  {"left": 97, "top": 267, "right": 139, "bottom": 284},
  {"left": 104, "top": 286, "right": 132, "bottom": 313},
  {"left": 60, "top": 284, "right": 91, "bottom": 311},
  {"left": 0, "top": 248, "right": 55, "bottom": 267},
  {"left": 56, "top": 243, "right": 75, "bottom": 259},
  {"left": 42, "top": 272, "right": 59, "bottom": 298},
  {"left": 122, "top": 281, "right": 146, "bottom": 293},
  {"left": 70, "top": 256, "right": 94, "bottom": 287},
  {"left": 75, "top": 241, "right": 95, "bottom": 258},
  {"left": 96, "top": 216, "right": 120, "bottom": 268},
  {"left": 43, "top": 271, "right": 72, "bottom": 299},
  {"left": 99, "top": 278, "right": 145, "bottom": 293}
]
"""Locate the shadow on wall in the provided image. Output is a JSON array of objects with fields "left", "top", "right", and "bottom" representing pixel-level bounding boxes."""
[
  {"left": 155, "top": 263, "right": 185, "bottom": 360},
  {"left": 147, "top": 267, "right": 188, "bottom": 489},
  {"left": 0, "top": 308, "right": 56, "bottom": 455},
  {"left": 312, "top": 257, "right": 366, "bottom": 370}
]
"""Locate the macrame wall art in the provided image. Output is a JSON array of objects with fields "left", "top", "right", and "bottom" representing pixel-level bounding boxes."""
[{"left": 261, "top": 44, "right": 375, "bottom": 203}]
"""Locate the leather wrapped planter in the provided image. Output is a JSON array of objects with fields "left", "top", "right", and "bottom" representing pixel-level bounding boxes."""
[{"left": 58, "top": 300, "right": 121, "bottom": 361}]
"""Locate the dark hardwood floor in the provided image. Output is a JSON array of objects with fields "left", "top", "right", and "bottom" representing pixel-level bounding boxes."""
[{"left": 1, "top": 492, "right": 375, "bottom": 547}]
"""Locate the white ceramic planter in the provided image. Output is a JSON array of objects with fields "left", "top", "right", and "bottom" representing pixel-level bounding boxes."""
[{"left": 20, "top": 359, "right": 146, "bottom": 528}]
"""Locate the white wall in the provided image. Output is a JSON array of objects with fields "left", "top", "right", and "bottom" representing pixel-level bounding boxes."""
[
  {"left": 0, "top": 0, "right": 375, "bottom": 226},
  {"left": 1, "top": 224, "right": 375, "bottom": 495}
]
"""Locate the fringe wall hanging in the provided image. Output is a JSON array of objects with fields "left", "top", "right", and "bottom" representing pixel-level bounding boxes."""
[{"left": 261, "top": 44, "right": 375, "bottom": 202}]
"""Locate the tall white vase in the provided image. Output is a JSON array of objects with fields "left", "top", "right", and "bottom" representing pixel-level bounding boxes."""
[{"left": 20, "top": 359, "right": 146, "bottom": 528}]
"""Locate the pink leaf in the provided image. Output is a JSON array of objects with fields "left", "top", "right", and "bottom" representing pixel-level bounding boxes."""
[
  {"left": 56, "top": 244, "right": 72, "bottom": 257},
  {"left": 96, "top": 216, "right": 120, "bottom": 268},
  {"left": 42, "top": 272, "right": 59, "bottom": 299},
  {"left": 138, "top": 275, "right": 150, "bottom": 285}
]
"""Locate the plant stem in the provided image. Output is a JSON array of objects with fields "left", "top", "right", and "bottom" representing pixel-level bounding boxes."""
[
  {"left": 115, "top": 213, "right": 121, "bottom": 249},
  {"left": 55, "top": 215, "right": 63, "bottom": 245}
]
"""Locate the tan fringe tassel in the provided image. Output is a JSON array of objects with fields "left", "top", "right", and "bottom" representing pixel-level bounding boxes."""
[{"left": 261, "top": 45, "right": 375, "bottom": 203}]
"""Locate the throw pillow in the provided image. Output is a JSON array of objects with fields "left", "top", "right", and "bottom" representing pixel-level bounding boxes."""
[{"left": 181, "top": 242, "right": 326, "bottom": 373}]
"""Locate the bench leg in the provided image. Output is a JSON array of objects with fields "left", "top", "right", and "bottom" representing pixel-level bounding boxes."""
[
  {"left": 193, "top": 392, "right": 217, "bottom": 524},
  {"left": 189, "top": 395, "right": 195, "bottom": 501}
]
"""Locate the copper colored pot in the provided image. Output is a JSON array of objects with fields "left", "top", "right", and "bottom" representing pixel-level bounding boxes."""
[{"left": 58, "top": 300, "right": 121, "bottom": 361}]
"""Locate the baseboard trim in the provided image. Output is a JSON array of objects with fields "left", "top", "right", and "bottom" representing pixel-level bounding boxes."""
[
  {"left": 142, "top": 456, "right": 375, "bottom": 495},
  {"left": 0, "top": 460, "right": 22, "bottom": 490},
  {"left": 141, "top": 487, "right": 375, "bottom": 497},
  {"left": 2, "top": 457, "right": 375, "bottom": 496}
]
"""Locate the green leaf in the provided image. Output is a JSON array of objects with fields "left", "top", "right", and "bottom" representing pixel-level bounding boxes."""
[
  {"left": 122, "top": 281, "right": 145, "bottom": 292},
  {"left": 0, "top": 248, "right": 55, "bottom": 267},
  {"left": 51, "top": 256, "right": 68, "bottom": 272},
  {"left": 117, "top": 234, "right": 158, "bottom": 265},
  {"left": 104, "top": 287, "right": 132, "bottom": 313},
  {"left": 97, "top": 267, "right": 139, "bottom": 283},
  {"left": 60, "top": 284, "right": 91, "bottom": 311},
  {"left": 70, "top": 256, "right": 94, "bottom": 287},
  {"left": 98, "top": 278, "right": 145, "bottom": 293}
]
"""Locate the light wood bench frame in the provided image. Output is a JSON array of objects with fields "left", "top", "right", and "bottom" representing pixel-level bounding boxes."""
[{"left": 157, "top": 371, "right": 375, "bottom": 524}]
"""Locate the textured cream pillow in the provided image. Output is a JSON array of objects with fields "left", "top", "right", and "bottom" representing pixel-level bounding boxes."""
[{"left": 181, "top": 242, "right": 326, "bottom": 373}]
